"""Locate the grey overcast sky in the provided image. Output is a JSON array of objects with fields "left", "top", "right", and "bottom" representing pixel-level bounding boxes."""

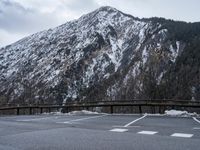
[{"left": 0, "top": 0, "right": 200, "bottom": 47}]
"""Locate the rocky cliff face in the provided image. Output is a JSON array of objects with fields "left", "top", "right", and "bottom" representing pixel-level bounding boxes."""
[{"left": 0, "top": 6, "right": 200, "bottom": 104}]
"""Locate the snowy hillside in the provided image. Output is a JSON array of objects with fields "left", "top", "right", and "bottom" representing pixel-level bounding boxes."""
[{"left": 0, "top": 6, "right": 199, "bottom": 104}]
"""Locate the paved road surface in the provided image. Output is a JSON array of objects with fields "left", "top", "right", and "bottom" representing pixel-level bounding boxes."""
[{"left": 0, "top": 113, "right": 200, "bottom": 150}]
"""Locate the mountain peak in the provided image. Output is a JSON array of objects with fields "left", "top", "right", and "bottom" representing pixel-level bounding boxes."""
[{"left": 97, "top": 6, "right": 118, "bottom": 12}]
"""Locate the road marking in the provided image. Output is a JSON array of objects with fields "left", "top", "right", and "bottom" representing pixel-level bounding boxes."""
[
  {"left": 192, "top": 117, "right": 200, "bottom": 124},
  {"left": 112, "top": 125, "right": 141, "bottom": 128},
  {"left": 17, "top": 116, "right": 58, "bottom": 122},
  {"left": 193, "top": 127, "right": 200, "bottom": 130},
  {"left": 123, "top": 114, "right": 147, "bottom": 127},
  {"left": 171, "top": 133, "right": 193, "bottom": 138},
  {"left": 110, "top": 128, "right": 128, "bottom": 132},
  {"left": 137, "top": 131, "right": 158, "bottom": 135},
  {"left": 59, "top": 114, "right": 109, "bottom": 124}
]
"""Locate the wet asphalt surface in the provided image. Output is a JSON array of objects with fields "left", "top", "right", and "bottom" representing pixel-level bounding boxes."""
[{"left": 0, "top": 114, "right": 200, "bottom": 150}]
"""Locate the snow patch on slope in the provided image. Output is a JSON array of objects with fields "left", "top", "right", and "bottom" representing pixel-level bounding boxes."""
[{"left": 170, "top": 41, "right": 180, "bottom": 62}]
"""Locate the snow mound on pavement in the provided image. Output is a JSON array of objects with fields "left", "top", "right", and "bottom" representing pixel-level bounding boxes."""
[
  {"left": 165, "top": 110, "right": 198, "bottom": 117},
  {"left": 42, "top": 112, "right": 65, "bottom": 115},
  {"left": 68, "top": 110, "right": 100, "bottom": 115},
  {"left": 43, "top": 110, "right": 104, "bottom": 115}
]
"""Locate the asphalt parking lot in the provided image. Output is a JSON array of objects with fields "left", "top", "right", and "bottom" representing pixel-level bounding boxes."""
[{"left": 0, "top": 113, "right": 200, "bottom": 150}]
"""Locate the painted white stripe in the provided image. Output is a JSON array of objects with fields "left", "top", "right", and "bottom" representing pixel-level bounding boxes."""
[
  {"left": 123, "top": 114, "right": 147, "bottom": 127},
  {"left": 193, "top": 127, "right": 200, "bottom": 130},
  {"left": 17, "top": 116, "right": 57, "bottom": 122},
  {"left": 110, "top": 128, "right": 128, "bottom": 132},
  {"left": 137, "top": 131, "right": 158, "bottom": 135},
  {"left": 192, "top": 117, "right": 200, "bottom": 124},
  {"left": 61, "top": 114, "right": 109, "bottom": 124},
  {"left": 112, "top": 125, "right": 141, "bottom": 128},
  {"left": 171, "top": 133, "right": 193, "bottom": 138}
]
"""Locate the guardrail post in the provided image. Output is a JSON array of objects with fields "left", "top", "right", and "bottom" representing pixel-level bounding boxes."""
[
  {"left": 29, "top": 107, "right": 32, "bottom": 115},
  {"left": 139, "top": 105, "right": 142, "bottom": 114},
  {"left": 40, "top": 107, "right": 43, "bottom": 114},
  {"left": 66, "top": 106, "right": 69, "bottom": 113},
  {"left": 48, "top": 107, "right": 51, "bottom": 113},
  {"left": 67, "top": 106, "right": 70, "bottom": 113},
  {"left": 163, "top": 106, "right": 166, "bottom": 113},
  {"left": 110, "top": 105, "right": 113, "bottom": 114},
  {"left": 152, "top": 106, "right": 155, "bottom": 114},
  {"left": 17, "top": 105, "right": 19, "bottom": 115},
  {"left": 159, "top": 106, "right": 161, "bottom": 114}
]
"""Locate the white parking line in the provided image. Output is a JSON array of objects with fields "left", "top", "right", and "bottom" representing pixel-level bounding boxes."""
[
  {"left": 192, "top": 117, "right": 200, "bottom": 124},
  {"left": 17, "top": 116, "right": 59, "bottom": 122},
  {"left": 137, "top": 131, "right": 158, "bottom": 135},
  {"left": 110, "top": 128, "right": 128, "bottom": 132},
  {"left": 171, "top": 133, "right": 193, "bottom": 138},
  {"left": 109, "top": 115, "right": 147, "bottom": 132},
  {"left": 59, "top": 114, "right": 109, "bottom": 124},
  {"left": 112, "top": 125, "right": 141, "bottom": 128},
  {"left": 123, "top": 114, "right": 147, "bottom": 127}
]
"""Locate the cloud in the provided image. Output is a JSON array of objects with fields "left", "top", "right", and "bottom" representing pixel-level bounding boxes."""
[
  {"left": 0, "top": 0, "right": 101, "bottom": 47},
  {"left": 0, "top": 29, "right": 25, "bottom": 47},
  {"left": 94, "top": 0, "right": 200, "bottom": 22},
  {"left": 0, "top": 0, "right": 100, "bottom": 34},
  {"left": 0, "top": 0, "right": 200, "bottom": 47},
  {"left": 0, "top": 0, "right": 63, "bottom": 34},
  {"left": 0, "top": 0, "right": 78, "bottom": 46},
  {"left": 63, "top": 0, "right": 99, "bottom": 11}
]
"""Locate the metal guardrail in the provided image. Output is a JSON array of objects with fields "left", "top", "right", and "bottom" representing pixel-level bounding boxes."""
[{"left": 0, "top": 100, "right": 200, "bottom": 115}]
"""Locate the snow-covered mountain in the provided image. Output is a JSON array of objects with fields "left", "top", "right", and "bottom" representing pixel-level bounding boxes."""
[{"left": 0, "top": 6, "right": 200, "bottom": 104}]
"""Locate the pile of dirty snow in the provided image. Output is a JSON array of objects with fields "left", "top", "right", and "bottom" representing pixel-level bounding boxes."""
[
  {"left": 42, "top": 112, "right": 66, "bottom": 115},
  {"left": 43, "top": 110, "right": 104, "bottom": 115},
  {"left": 68, "top": 110, "right": 100, "bottom": 115},
  {"left": 165, "top": 110, "right": 198, "bottom": 117}
]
